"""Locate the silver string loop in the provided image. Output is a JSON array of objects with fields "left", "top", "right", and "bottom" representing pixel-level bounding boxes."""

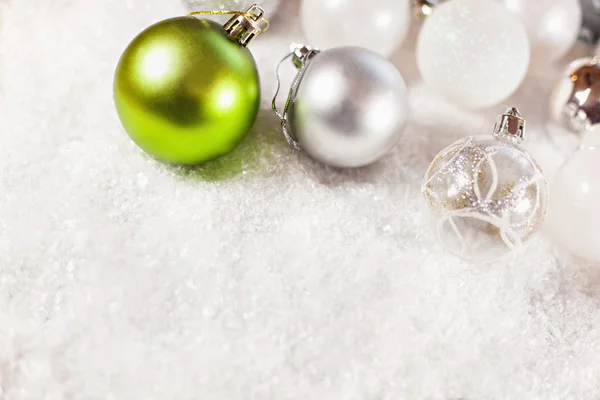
[{"left": 271, "top": 45, "right": 321, "bottom": 151}]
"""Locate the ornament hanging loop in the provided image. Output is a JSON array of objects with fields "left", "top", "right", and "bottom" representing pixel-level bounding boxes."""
[
  {"left": 493, "top": 107, "right": 525, "bottom": 145},
  {"left": 188, "top": 4, "right": 269, "bottom": 47},
  {"left": 272, "top": 44, "right": 321, "bottom": 150}
]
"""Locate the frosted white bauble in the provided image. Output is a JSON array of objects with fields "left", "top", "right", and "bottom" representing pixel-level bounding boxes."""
[
  {"left": 417, "top": 0, "right": 530, "bottom": 109},
  {"left": 300, "top": 0, "right": 411, "bottom": 57},
  {"left": 499, "top": 0, "right": 582, "bottom": 64},
  {"left": 548, "top": 147, "right": 600, "bottom": 262},
  {"left": 184, "top": 0, "right": 280, "bottom": 16}
]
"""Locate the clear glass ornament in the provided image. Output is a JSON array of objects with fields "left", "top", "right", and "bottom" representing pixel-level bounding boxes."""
[{"left": 422, "top": 109, "right": 548, "bottom": 263}]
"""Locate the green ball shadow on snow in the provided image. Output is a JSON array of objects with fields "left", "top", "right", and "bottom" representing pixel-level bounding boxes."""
[{"left": 166, "top": 110, "right": 284, "bottom": 183}]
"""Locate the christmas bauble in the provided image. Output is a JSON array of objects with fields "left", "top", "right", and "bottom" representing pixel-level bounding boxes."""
[
  {"left": 114, "top": 17, "right": 260, "bottom": 165},
  {"left": 548, "top": 147, "right": 600, "bottom": 262},
  {"left": 579, "top": 0, "right": 600, "bottom": 44},
  {"left": 417, "top": 0, "right": 530, "bottom": 109},
  {"left": 422, "top": 109, "right": 548, "bottom": 262},
  {"left": 498, "top": 0, "right": 581, "bottom": 64},
  {"left": 548, "top": 57, "right": 600, "bottom": 151},
  {"left": 287, "top": 47, "right": 408, "bottom": 168},
  {"left": 300, "top": 0, "right": 411, "bottom": 57}
]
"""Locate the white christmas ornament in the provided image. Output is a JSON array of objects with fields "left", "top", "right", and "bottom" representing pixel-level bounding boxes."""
[
  {"left": 499, "top": 0, "right": 582, "bottom": 64},
  {"left": 300, "top": 0, "right": 411, "bottom": 58},
  {"left": 422, "top": 108, "right": 548, "bottom": 263},
  {"left": 184, "top": 0, "right": 280, "bottom": 16},
  {"left": 548, "top": 147, "right": 600, "bottom": 262},
  {"left": 417, "top": 0, "right": 530, "bottom": 109}
]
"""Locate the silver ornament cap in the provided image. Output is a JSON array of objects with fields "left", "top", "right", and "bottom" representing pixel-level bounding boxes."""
[
  {"left": 493, "top": 107, "right": 525, "bottom": 145},
  {"left": 291, "top": 44, "right": 320, "bottom": 68}
]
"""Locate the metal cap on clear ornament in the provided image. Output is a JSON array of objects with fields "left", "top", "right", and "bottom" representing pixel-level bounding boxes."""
[
  {"left": 548, "top": 56, "right": 600, "bottom": 152},
  {"left": 493, "top": 107, "right": 525, "bottom": 145}
]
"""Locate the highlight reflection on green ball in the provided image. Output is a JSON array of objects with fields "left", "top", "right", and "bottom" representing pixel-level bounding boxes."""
[{"left": 114, "top": 17, "right": 261, "bottom": 165}]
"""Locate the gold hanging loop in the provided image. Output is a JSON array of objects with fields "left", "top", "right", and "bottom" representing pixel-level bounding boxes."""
[{"left": 188, "top": 4, "right": 269, "bottom": 46}]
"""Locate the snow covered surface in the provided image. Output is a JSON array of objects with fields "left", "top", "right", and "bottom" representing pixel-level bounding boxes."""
[{"left": 0, "top": 0, "right": 599, "bottom": 398}]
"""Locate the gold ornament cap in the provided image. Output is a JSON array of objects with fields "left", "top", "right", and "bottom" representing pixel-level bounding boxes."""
[{"left": 224, "top": 4, "right": 266, "bottom": 47}]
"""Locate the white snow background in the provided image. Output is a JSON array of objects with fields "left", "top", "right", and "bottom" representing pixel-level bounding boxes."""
[{"left": 0, "top": 0, "right": 599, "bottom": 398}]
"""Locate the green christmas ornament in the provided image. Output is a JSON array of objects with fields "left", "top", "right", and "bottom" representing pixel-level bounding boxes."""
[{"left": 114, "top": 6, "right": 267, "bottom": 165}]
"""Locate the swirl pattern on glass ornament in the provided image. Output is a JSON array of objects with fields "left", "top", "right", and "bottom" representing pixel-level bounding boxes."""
[{"left": 422, "top": 136, "right": 548, "bottom": 262}]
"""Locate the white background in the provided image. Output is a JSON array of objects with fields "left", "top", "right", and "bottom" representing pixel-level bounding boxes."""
[{"left": 0, "top": 0, "right": 599, "bottom": 398}]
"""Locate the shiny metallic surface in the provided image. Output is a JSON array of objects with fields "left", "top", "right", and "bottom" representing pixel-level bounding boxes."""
[
  {"left": 223, "top": 4, "right": 265, "bottom": 47},
  {"left": 549, "top": 57, "right": 600, "bottom": 142},
  {"left": 287, "top": 47, "right": 408, "bottom": 168},
  {"left": 579, "top": 0, "right": 600, "bottom": 43},
  {"left": 114, "top": 17, "right": 260, "bottom": 165},
  {"left": 422, "top": 135, "right": 548, "bottom": 263},
  {"left": 291, "top": 44, "right": 320, "bottom": 69},
  {"left": 271, "top": 44, "right": 321, "bottom": 150},
  {"left": 493, "top": 107, "right": 525, "bottom": 145}
]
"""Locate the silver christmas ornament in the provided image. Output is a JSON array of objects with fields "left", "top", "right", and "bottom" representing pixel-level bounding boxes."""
[
  {"left": 272, "top": 45, "right": 409, "bottom": 168},
  {"left": 579, "top": 0, "right": 600, "bottom": 43},
  {"left": 422, "top": 108, "right": 548, "bottom": 263},
  {"left": 549, "top": 57, "right": 600, "bottom": 150}
]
